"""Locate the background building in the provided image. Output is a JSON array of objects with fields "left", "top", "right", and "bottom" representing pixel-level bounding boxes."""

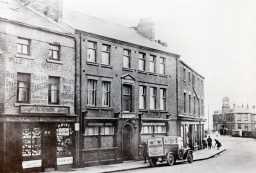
[
  {"left": 0, "top": 0, "right": 76, "bottom": 172},
  {"left": 213, "top": 97, "right": 256, "bottom": 137},
  {"left": 177, "top": 60, "right": 205, "bottom": 150}
]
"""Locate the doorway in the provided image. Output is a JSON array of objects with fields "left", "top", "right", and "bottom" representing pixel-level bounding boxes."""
[
  {"left": 42, "top": 124, "right": 56, "bottom": 171},
  {"left": 122, "top": 124, "right": 133, "bottom": 160}
]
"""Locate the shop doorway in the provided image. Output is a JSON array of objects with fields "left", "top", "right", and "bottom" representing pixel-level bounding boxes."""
[
  {"left": 122, "top": 124, "right": 133, "bottom": 160},
  {"left": 42, "top": 125, "right": 56, "bottom": 171}
]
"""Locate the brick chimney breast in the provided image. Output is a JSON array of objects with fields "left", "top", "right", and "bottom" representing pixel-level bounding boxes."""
[{"left": 135, "top": 18, "right": 155, "bottom": 41}]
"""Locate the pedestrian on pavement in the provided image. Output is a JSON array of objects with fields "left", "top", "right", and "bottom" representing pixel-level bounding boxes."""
[
  {"left": 142, "top": 142, "right": 148, "bottom": 163},
  {"left": 202, "top": 138, "right": 207, "bottom": 149},
  {"left": 214, "top": 139, "right": 222, "bottom": 150},
  {"left": 207, "top": 136, "right": 212, "bottom": 149}
]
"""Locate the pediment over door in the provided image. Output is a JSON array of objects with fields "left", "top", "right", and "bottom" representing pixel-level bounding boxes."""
[{"left": 121, "top": 74, "right": 136, "bottom": 84}]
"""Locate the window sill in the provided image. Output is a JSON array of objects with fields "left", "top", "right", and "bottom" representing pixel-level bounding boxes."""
[
  {"left": 14, "top": 103, "right": 66, "bottom": 107},
  {"left": 137, "top": 70, "right": 147, "bottom": 74},
  {"left": 46, "top": 58, "right": 63, "bottom": 64},
  {"left": 87, "top": 62, "right": 99, "bottom": 66},
  {"left": 101, "top": 64, "right": 113, "bottom": 69},
  {"left": 15, "top": 54, "right": 34, "bottom": 60},
  {"left": 86, "top": 106, "right": 113, "bottom": 110},
  {"left": 122, "top": 68, "right": 134, "bottom": 72}
]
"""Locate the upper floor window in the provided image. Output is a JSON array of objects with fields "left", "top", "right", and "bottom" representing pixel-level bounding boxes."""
[
  {"left": 184, "top": 92, "right": 187, "bottom": 113},
  {"left": 87, "top": 41, "right": 97, "bottom": 63},
  {"left": 123, "top": 49, "right": 131, "bottom": 68},
  {"left": 160, "top": 88, "right": 166, "bottom": 110},
  {"left": 188, "top": 71, "right": 191, "bottom": 84},
  {"left": 138, "top": 52, "right": 145, "bottom": 71},
  {"left": 149, "top": 87, "right": 157, "bottom": 110},
  {"left": 101, "top": 44, "right": 111, "bottom": 65},
  {"left": 102, "top": 81, "right": 111, "bottom": 107},
  {"left": 87, "top": 79, "right": 97, "bottom": 106},
  {"left": 17, "top": 38, "right": 30, "bottom": 55},
  {"left": 122, "top": 84, "right": 132, "bottom": 112},
  {"left": 189, "top": 95, "right": 191, "bottom": 114},
  {"left": 17, "top": 73, "right": 30, "bottom": 103},
  {"left": 183, "top": 68, "right": 186, "bottom": 83},
  {"left": 149, "top": 55, "right": 156, "bottom": 73},
  {"left": 159, "top": 57, "right": 165, "bottom": 74},
  {"left": 48, "top": 44, "right": 60, "bottom": 60},
  {"left": 48, "top": 76, "right": 60, "bottom": 104},
  {"left": 139, "top": 86, "right": 146, "bottom": 109}
]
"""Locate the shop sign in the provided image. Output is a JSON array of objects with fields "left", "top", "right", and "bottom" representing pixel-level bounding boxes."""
[
  {"left": 143, "top": 122, "right": 165, "bottom": 126},
  {"left": 121, "top": 113, "right": 136, "bottom": 119},
  {"left": 22, "top": 160, "right": 42, "bottom": 169},
  {"left": 57, "top": 157, "right": 73, "bottom": 165},
  {"left": 57, "top": 128, "right": 70, "bottom": 136},
  {"left": 20, "top": 105, "right": 69, "bottom": 114},
  {"left": 147, "top": 137, "right": 164, "bottom": 157}
]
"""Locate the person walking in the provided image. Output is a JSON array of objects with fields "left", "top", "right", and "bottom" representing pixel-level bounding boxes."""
[
  {"left": 214, "top": 139, "right": 222, "bottom": 150},
  {"left": 207, "top": 136, "right": 212, "bottom": 149},
  {"left": 142, "top": 142, "right": 148, "bottom": 163}
]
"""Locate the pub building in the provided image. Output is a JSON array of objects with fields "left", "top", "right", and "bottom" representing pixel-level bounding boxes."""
[
  {"left": 64, "top": 11, "right": 179, "bottom": 166},
  {"left": 0, "top": 0, "right": 76, "bottom": 172}
]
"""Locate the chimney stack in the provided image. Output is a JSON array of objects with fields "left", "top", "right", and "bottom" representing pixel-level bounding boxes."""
[
  {"left": 19, "top": 0, "right": 63, "bottom": 22},
  {"left": 135, "top": 18, "right": 155, "bottom": 41}
]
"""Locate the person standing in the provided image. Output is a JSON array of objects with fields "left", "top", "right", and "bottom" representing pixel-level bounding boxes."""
[
  {"left": 214, "top": 139, "right": 222, "bottom": 150},
  {"left": 207, "top": 136, "right": 212, "bottom": 149}
]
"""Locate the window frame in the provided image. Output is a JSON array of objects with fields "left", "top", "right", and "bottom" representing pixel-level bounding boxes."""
[
  {"left": 87, "top": 79, "right": 97, "bottom": 106},
  {"left": 149, "top": 87, "right": 157, "bottom": 110},
  {"left": 48, "top": 76, "right": 60, "bottom": 104},
  {"left": 101, "top": 44, "right": 111, "bottom": 65},
  {"left": 159, "top": 57, "right": 166, "bottom": 74},
  {"left": 17, "top": 73, "right": 31, "bottom": 103},
  {"left": 87, "top": 41, "right": 97, "bottom": 63},
  {"left": 102, "top": 81, "right": 111, "bottom": 107},
  {"left": 123, "top": 49, "right": 131, "bottom": 68},
  {"left": 48, "top": 44, "right": 61, "bottom": 61},
  {"left": 138, "top": 52, "right": 146, "bottom": 71},
  {"left": 160, "top": 88, "right": 166, "bottom": 111},
  {"left": 17, "top": 37, "right": 30, "bottom": 55},
  {"left": 139, "top": 85, "right": 146, "bottom": 109},
  {"left": 149, "top": 54, "right": 156, "bottom": 73},
  {"left": 122, "top": 84, "right": 133, "bottom": 112}
]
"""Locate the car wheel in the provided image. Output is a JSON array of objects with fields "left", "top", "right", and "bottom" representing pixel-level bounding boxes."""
[
  {"left": 187, "top": 152, "right": 193, "bottom": 163},
  {"left": 167, "top": 152, "right": 175, "bottom": 166}
]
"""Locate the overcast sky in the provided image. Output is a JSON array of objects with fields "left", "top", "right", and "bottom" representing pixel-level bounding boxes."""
[{"left": 63, "top": 0, "right": 256, "bottom": 117}]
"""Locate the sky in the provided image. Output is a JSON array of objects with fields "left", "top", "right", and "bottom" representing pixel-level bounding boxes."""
[{"left": 63, "top": 0, "right": 256, "bottom": 119}]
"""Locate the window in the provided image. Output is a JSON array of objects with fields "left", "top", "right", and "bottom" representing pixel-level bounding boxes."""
[
  {"left": 22, "top": 127, "right": 41, "bottom": 158},
  {"left": 198, "top": 99, "right": 201, "bottom": 115},
  {"left": 141, "top": 124, "right": 167, "bottom": 135},
  {"left": 149, "top": 55, "right": 156, "bottom": 73},
  {"left": 48, "top": 76, "right": 60, "bottom": 104},
  {"left": 122, "top": 84, "right": 132, "bottom": 112},
  {"left": 17, "top": 73, "right": 30, "bottom": 103},
  {"left": 237, "top": 123, "right": 241, "bottom": 129},
  {"left": 56, "top": 123, "right": 73, "bottom": 157},
  {"left": 237, "top": 114, "right": 242, "bottom": 121},
  {"left": 84, "top": 125, "right": 115, "bottom": 149},
  {"left": 150, "top": 87, "right": 157, "bottom": 110},
  {"left": 87, "top": 41, "right": 97, "bottom": 63},
  {"left": 123, "top": 49, "right": 131, "bottom": 68},
  {"left": 160, "top": 88, "right": 166, "bottom": 110},
  {"left": 193, "top": 96, "right": 196, "bottom": 114},
  {"left": 87, "top": 79, "right": 97, "bottom": 106},
  {"left": 101, "top": 44, "right": 111, "bottom": 65},
  {"left": 17, "top": 37, "right": 30, "bottom": 55},
  {"left": 189, "top": 95, "right": 191, "bottom": 114},
  {"left": 139, "top": 86, "right": 146, "bottom": 109},
  {"left": 183, "top": 68, "right": 186, "bottom": 83},
  {"left": 102, "top": 81, "right": 111, "bottom": 107},
  {"left": 48, "top": 44, "right": 60, "bottom": 60},
  {"left": 138, "top": 52, "right": 145, "bottom": 71},
  {"left": 159, "top": 57, "right": 165, "bottom": 74},
  {"left": 188, "top": 71, "right": 191, "bottom": 84},
  {"left": 184, "top": 92, "right": 187, "bottom": 113}
]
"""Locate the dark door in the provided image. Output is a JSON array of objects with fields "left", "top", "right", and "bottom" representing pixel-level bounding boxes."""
[
  {"left": 122, "top": 125, "right": 133, "bottom": 160},
  {"left": 42, "top": 124, "right": 56, "bottom": 171}
]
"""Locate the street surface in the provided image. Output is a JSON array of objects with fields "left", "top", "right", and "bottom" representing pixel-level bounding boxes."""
[{"left": 120, "top": 136, "right": 256, "bottom": 173}]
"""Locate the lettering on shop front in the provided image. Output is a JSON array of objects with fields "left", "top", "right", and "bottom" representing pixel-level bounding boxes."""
[{"left": 20, "top": 105, "right": 69, "bottom": 114}]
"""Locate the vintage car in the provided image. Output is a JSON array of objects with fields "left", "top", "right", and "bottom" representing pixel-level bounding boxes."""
[{"left": 146, "top": 136, "right": 193, "bottom": 167}]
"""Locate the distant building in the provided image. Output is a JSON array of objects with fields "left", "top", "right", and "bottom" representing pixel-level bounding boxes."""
[
  {"left": 177, "top": 60, "right": 205, "bottom": 150},
  {"left": 213, "top": 97, "right": 256, "bottom": 137}
]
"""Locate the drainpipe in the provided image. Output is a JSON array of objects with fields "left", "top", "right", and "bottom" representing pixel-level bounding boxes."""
[{"left": 176, "top": 56, "right": 179, "bottom": 136}]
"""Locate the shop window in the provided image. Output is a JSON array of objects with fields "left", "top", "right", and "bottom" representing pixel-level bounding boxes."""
[
  {"left": 17, "top": 73, "right": 30, "bottom": 103},
  {"left": 149, "top": 55, "right": 156, "bottom": 73},
  {"left": 149, "top": 87, "right": 157, "bottom": 110},
  {"left": 17, "top": 37, "right": 30, "bottom": 55},
  {"left": 48, "top": 76, "right": 60, "bottom": 104},
  {"left": 87, "top": 79, "right": 97, "bottom": 106},
  {"left": 22, "top": 127, "right": 41, "bottom": 159},
  {"left": 138, "top": 52, "right": 145, "bottom": 71},
  {"left": 123, "top": 49, "right": 131, "bottom": 68},
  {"left": 101, "top": 44, "right": 111, "bottom": 65},
  {"left": 160, "top": 88, "right": 166, "bottom": 110},
  {"left": 139, "top": 85, "right": 146, "bottom": 109},
  {"left": 102, "top": 81, "right": 111, "bottom": 107},
  {"left": 48, "top": 44, "right": 60, "bottom": 60},
  {"left": 159, "top": 57, "right": 165, "bottom": 74},
  {"left": 56, "top": 123, "right": 73, "bottom": 157},
  {"left": 84, "top": 125, "right": 115, "bottom": 149},
  {"left": 87, "top": 41, "right": 97, "bottom": 63}
]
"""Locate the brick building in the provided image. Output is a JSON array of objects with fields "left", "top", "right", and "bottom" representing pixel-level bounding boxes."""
[
  {"left": 177, "top": 60, "right": 205, "bottom": 150},
  {"left": 63, "top": 11, "right": 179, "bottom": 166},
  {"left": 0, "top": 0, "right": 76, "bottom": 172}
]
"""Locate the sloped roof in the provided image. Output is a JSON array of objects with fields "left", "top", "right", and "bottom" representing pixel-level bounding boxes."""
[
  {"left": 0, "top": 0, "right": 71, "bottom": 34},
  {"left": 63, "top": 10, "right": 177, "bottom": 55}
]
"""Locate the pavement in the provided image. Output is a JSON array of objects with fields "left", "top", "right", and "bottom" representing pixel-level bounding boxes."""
[{"left": 47, "top": 147, "right": 226, "bottom": 173}]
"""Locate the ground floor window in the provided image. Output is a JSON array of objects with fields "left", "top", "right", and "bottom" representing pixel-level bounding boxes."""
[
  {"left": 84, "top": 123, "right": 115, "bottom": 149},
  {"left": 56, "top": 123, "right": 73, "bottom": 157},
  {"left": 141, "top": 123, "right": 167, "bottom": 135},
  {"left": 22, "top": 127, "right": 41, "bottom": 159}
]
